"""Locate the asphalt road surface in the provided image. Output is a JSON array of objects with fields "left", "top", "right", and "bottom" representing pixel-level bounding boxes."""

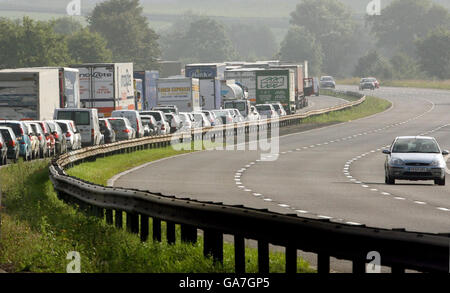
[{"left": 113, "top": 87, "right": 450, "bottom": 272}]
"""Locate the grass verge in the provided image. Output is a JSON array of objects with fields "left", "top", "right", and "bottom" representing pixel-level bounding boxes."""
[
  {"left": 301, "top": 96, "right": 391, "bottom": 125},
  {"left": 0, "top": 156, "right": 314, "bottom": 273},
  {"left": 337, "top": 78, "right": 450, "bottom": 91}
]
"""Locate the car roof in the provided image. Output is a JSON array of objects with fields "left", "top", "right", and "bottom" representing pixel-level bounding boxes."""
[{"left": 395, "top": 136, "right": 434, "bottom": 140}]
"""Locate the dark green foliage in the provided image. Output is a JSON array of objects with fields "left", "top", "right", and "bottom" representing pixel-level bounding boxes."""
[
  {"left": 416, "top": 28, "right": 450, "bottom": 79},
  {"left": 354, "top": 51, "right": 394, "bottom": 79},
  {"left": 279, "top": 26, "right": 323, "bottom": 75},
  {"left": 89, "top": 0, "right": 161, "bottom": 70}
]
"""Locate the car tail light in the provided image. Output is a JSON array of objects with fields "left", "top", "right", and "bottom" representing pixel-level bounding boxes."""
[
  {"left": 0, "top": 142, "right": 2, "bottom": 149},
  {"left": 91, "top": 129, "right": 94, "bottom": 138},
  {"left": 123, "top": 129, "right": 130, "bottom": 133},
  {"left": 136, "top": 119, "right": 140, "bottom": 134},
  {"left": 161, "top": 124, "right": 165, "bottom": 130},
  {"left": 8, "top": 140, "right": 15, "bottom": 147},
  {"left": 66, "top": 132, "right": 71, "bottom": 138}
]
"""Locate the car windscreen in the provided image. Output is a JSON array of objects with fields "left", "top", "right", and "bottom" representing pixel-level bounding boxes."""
[
  {"left": 256, "top": 105, "right": 271, "bottom": 111},
  {"left": 57, "top": 111, "right": 90, "bottom": 126},
  {"left": 57, "top": 122, "right": 68, "bottom": 132},
  {"left": 0, "top": 129, "right": 13, "bottom": 142},
  {"left": 392, "top": 138, "right": 440, "bottom": 153},
  {"left": 109, "top": 119, "right": 126, "bottom": 129},
  {"left": 0, "top": 123, "right": 21, "bottom": 136},
  {"left": 272, "top": 104, "right": 280, "bottom": 110},
  {"left": 213, "top": 111, "right": 229, "bottom": 117},
  {"left": 225, "top": 102, "right": 246, "bottom": 111},
  {"left": 147, "top": 112, "right": 162, "bottom": 121}
]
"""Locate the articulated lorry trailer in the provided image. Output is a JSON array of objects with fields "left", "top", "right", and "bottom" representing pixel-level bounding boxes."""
[
  {"left": 156, "top": 77, "right": 201, "bottom": 113},
  {"left": 255, "top": 69, "right": 296, "bottom": 114},
  {"left": 71, "top": 63, "right": 135, "bottom": 118},
  {"left": 270, "top": 63, "right": 307, "bottom": 109},
  {"left": 0, "top": 68, "right": 60, "bottom": 120}
]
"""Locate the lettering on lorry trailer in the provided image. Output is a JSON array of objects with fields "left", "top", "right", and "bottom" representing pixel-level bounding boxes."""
[{"left": 75, "top": 63, "right": 135, "bottom": 117}]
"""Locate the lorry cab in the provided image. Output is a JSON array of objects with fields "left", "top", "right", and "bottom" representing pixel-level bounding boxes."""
[
  {"left": 223, "top": 100, "right": 251, "bottom": 118},
  {"left": 53, "top": 108, "right": 102, "bottom": 147}
]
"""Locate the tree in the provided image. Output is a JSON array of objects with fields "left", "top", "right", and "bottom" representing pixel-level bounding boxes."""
[
  {"left": 0, "top": 17, "right": 71, "bottom": 69},
  {"left": 368, "top": 0, "right": 450, "bottom": 57},
  {"left": 289, "top": 0, "right": 358, "bottom": 76},
  {"left": 51, "top": 17, "right": 83, "bottom": 35},
  {"left": 67, "top": 28, "right": 113, "bottom": 63},
  {"left": 390, "top": 53, "right": 421, "bottom": 79},
  {"left": 278, "top": 26, "right": 323, "bottom": 75},
  {"left": 161, "top": 16, "right": 237, "bottom": 63},
  {"left": 354, "top": 51, "right": 394, "bottom": 79},
  {"left": 89, "top": 0, "right": 161, "bottom": 70},
  {"left": 416, "top": 28, "right": 450, "bottom": 79},
  {"left": 228, "top": 23, "right": 278, "bottom": 60}
]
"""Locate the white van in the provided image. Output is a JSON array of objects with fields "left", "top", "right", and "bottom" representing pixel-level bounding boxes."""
[
  {"left": 111, "top": 110, "right": 145, "bottom": 138},
  {"left": 53, "top": 108, "right": 102, "bottom": 146}
]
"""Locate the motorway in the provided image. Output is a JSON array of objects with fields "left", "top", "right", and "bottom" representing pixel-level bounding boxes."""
[{"left": 112, "top": 86, "right": 450, "bottom": 271}]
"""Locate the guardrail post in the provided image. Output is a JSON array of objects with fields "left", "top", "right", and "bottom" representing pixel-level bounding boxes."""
[
  {"left": 115, "top": 210, "right": 123, "bottom": 229},
  {"left": 391, "top": 265, "right": 405, "bottom": 274},
  {"left": 234, "top": 235, "right": 245, "bottom": 273},
  {"left": 140, "top": 215, "right": 149, "bottom": 242},
  {"left": 317, "top": 253, "right": 330, "bottom": 274},
  {"left": 204, "top": 229, "right": 223, "bottom": 264},
  {"left": 257, "top": 240, "right": 269, "bottom": 273},
  {"left": 153, "top": 218, "right": 161, "bottom": 242},
  {"left": 166, "top": 221, "right": 176, "bottom": 244},
  {"left": 126, "top": 212, "right": 139, "bottom": 234},
  {"left": 285, "top": 245, "right": 297, "bottom": 274},
  {"left": 352, "top": 257, "right": 366, "bottom": 274},
  {"left": 181, "top": 224, "right": 197, "bottom": 244},
  {"left": 105, "top": 209, "right": 113, "bottom": 225}
]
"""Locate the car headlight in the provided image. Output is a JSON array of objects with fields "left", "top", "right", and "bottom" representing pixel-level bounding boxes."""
[
  {"left": 430, "top": 159, "right": 441, "bottom": 167},
  {"left": 390, "top": 158, "right": 404, "bottom": 165}
]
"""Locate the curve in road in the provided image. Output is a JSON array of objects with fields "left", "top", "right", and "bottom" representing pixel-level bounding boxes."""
[{"left": 113, "top": 87, "right": 450, "bottom": 234}]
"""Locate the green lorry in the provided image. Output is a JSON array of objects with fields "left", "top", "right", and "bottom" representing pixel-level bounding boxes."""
[{"left": 255, "top": 69, "right": 296, "bottom": 114}]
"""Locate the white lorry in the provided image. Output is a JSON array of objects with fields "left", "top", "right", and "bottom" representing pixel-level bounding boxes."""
[
  {"left": 70, "top": 63, "right": 135, "bottom": 118},
  {"left": 156, "top": 77, "right": 201, "bottom": 113},
  {"left": 0, "top": 68, "right": 60, "bottom": 120}
]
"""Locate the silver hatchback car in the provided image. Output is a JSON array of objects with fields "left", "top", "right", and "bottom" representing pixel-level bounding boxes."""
[{"left": 383, "top": 136, "right": 448, "bottom": 185}]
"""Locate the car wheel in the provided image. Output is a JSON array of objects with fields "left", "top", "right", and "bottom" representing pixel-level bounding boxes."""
[
  {"left": 435, "top": 177, "right": 445, "bottom": 186},
  {"left": 385, "top": 172, "right": 395, "bottom": 185}
]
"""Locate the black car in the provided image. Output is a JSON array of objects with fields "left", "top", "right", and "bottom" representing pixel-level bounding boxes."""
[
  {"left": 99, "top": 118, "right": 116, "bottom": 144},
  {"left": 0, "top": 126, "right": 19, "bottom": 163}
]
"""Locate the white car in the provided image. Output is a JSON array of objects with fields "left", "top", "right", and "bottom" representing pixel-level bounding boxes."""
[
  {"left": 255, "top": 104, "right": 279, "bottom": 119},
  {"left": 56, "top": 120, "right": 82, "bottom": 150},
  {"left": 271, "top": 103, "right": 287, "bottom": 116},
  {"left": 140, "top": 111, "right": 170, "bottom": 135},
  {"left": 383, "top": 136, "right": 448, "bottom": 185}
]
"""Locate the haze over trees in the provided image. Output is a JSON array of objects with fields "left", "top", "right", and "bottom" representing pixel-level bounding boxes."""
[
  {"left": 89, "top": 0, "right": 161, "bottom": 70},
  {"left": 278, "top": 26, "right": 323, "bottom": 75},
  {"left": 0, "top": 0, "right": 449, "bottom": 79}
]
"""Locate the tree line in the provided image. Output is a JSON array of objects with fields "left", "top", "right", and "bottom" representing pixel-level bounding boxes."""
[{"left": 0, "top": 0, "right": 449, "bottom": 80}]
